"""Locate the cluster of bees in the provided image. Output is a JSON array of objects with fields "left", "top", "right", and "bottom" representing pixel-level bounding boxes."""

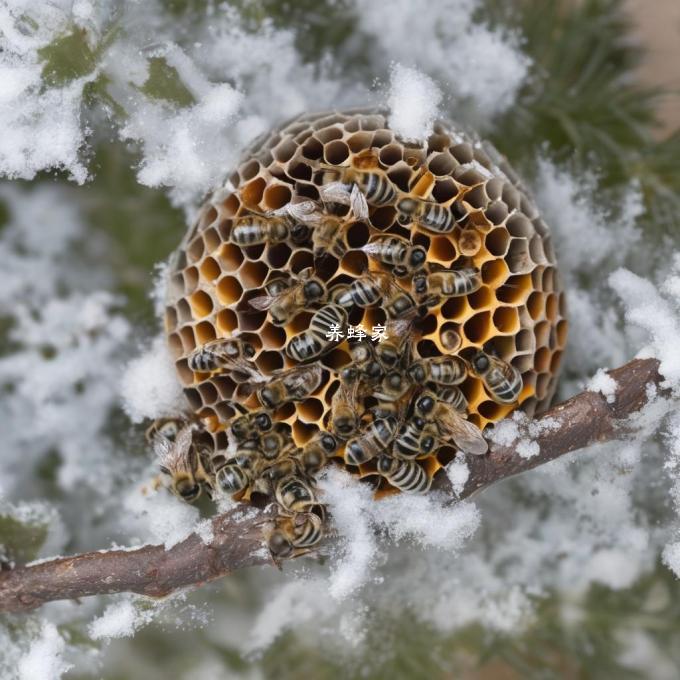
[{"left": 151, "top": 151, "right": 523, "bottom": 561}]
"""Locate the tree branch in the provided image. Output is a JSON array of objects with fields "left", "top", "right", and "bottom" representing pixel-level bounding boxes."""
[{"left": 0, "top": 357, "right": 667, "bottom": 614}]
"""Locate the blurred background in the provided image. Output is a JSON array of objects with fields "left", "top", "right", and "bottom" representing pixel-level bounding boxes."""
[{"left": 1, "top": 1, "right": 680, "bottom": 678}]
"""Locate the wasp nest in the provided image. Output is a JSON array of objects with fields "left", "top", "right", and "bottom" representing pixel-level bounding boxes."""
[{"left": 159, "top": 109, "right": 567, "bottom": 559}]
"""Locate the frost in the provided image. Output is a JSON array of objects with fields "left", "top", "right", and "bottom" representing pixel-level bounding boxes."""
[
  {"left": 387, "top": 64, "right": 441, "bottom": 142},
  {"left": 587, "top": 368, "right": 618, "bottom": 403},
  {"left": 88, "top": 598, "right": 156, "bottom": 641},
  {"left": 124, "top": 485, "right": 213, "bottom": 550},
  {"left": 610, "top": 260, "right": 680, "bottom": 390},
  {"left": 318, "top": 468, "right": 379, "bottom": 600},
  {"left": 17, "top": 623, "right": 72, "bottom": 680},
  {"left": 354, "top": 0, "right": 530, "bottom": 118},
  {"left": 516, "top": 439, "right": 540, "bottom": 459},
  {"left": 121, "top": 81, "right": 244, "bottom": 200},
  {"left": 661, "top": 541, "right": 680, "bottom": 578},
  {"left": 0, "top": 3, "right": 94, "bottom": 182},
  {"left": 446, "top": 457, "right": 470, "bottom": 496},
  {"left": 487, "top": 411, "right": 559, "bottom": 459},
  {"left": 120, "top": 335, "right": 187, "bottom": 423}
]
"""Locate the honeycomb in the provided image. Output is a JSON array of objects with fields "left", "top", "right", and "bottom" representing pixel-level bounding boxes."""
[{"left": 163, "top": 109, "right": 567, "bottom": 499}]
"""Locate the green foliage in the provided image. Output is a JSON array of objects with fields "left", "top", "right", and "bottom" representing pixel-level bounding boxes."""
[
  {"left": 0, "top": 515, "right": 48, "bottom": 565},
  {"left": 486, "top": 0, "right": 679, "bottom": 232},
  {"left": 139, "top": 57, "right": 196, "bottom": 108},
  {"left": 38, "top": 28, "right": 98, "bottom": 86}
]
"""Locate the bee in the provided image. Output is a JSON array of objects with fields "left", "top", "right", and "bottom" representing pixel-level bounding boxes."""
[
  {"left": 285, "top": 304, "right": 347, "bottom": 362},
  {"left": 230, "top": 202, "right": 315, "bottom": 246},
  {"left": 266, "top": 512, "right": 324, "bottom": 561},
  {"left": 257, "top": 364, "right": 323, "bottom": 409},
  {"left": 414, "top": 391, "right": 488, "bottom": 456},
  {"left": 412, "top": 267, "right": 482, "bottom": 306},
  {"left": 319, "top": 160, "right": 397, "bottom": 219},
  {"left": 214, "top": 460, "right": 250, "bottom": 494},
  {"left": 408, "top": 356, "right": 467, "bottom": 386},
  {"left": 213, "top": 445, "right": 263, "bottom": 494},
  {"left": 469, "top": 350, "right": 523, "bottom": 404},
  {"left": 297, "top": 431, "right": 338, "bottom": 475},
  {"left": 255, "top": 456, "right": 300, "bottom": 495},
  {"left": 345, "top": 416, "right": 398, "bottom": 466},
  {"left": 230, "top": 410, "right": 273, "bottom": 442},
  {"left": 311, "top": 215, "right": 352, "bottom": 260},
  {"left": 435, "top": 385, "right": 468, "bottom": 413},
  {"left": 393, "top": 417, "right": 437, "bottom": 459},
  {"left": 275, "top": 475, "right": 320, "bottom": 515},
  {"left": 396, "top": 196, "right": 455, "bottom": 234},
  {"left": 260, "top": 425, "right": 295, "bottom": 461},
  {"left": 374, "top": 318, "right": 414, "bottom": 370},
  {"left": 362, "top": 235, "right": 427, "bottom": 278},
  {"left": 153, "top": 426, "right": 210, "bottom": 502},
  {"left": 187, "top": 337, "right": 259, "bottom": 381},
  {"left": 145, "top": 417, "right": 185, "bottom": 444},
  {"left": 376, "top": 455, "right": 431, "bottom": 493},
  {"left": 331, "top": 272, "right": 416, "bottom": 319},
  {"left": 249, "top": 268, "right": 327, "bottom": 325},
  {"left": 329, "top": 382, "right": 361, "bottom": 439},
  {"left": 373, "top": 370, "right": 412, "bottom": 415},
  {"left": 340, "top": 340, "right": 384, "bottom": 395}
]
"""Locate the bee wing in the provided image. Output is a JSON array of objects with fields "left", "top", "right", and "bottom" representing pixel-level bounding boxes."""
[
  {"left": 349, "top": 184, "right": 369, "bottom": 221},
  {"left": 284, "top": 200, "right": 324, "bottom": 226},
  {"left": 154, "top": 426, "right": 193, "bottom": 469},
  {"left": 227, "top": 359, "right": 266, "bottom": 383},
  {"left": 283, "top": 364, "right": 323, "bottom": 393},
  {"left": 248, "top": 293, "right": 277, "bottom": 311},
  {"left": 440, "top": 410, "right": 488, "bottom": 456},
  {"left": 319, "top": 182, "right": 352, "bottom": 206},
  {"left": 361, "top": 238, "right": 388, "bottom": 258}
]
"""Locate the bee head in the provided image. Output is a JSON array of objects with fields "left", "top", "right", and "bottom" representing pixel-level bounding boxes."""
[
  {"left": 396, "top": 198, "right": 417, "bottom": 220},
  {"left": 376, "top": 454, "right": 395, "bottom": 475},
  {"left": 242, "top": 342, "right": 256, "bottom": 359},
  {"left": 409, "top": 246, "right": 427, "bottom": 269},
  {"left": 415, "top": 393, "right": 436, "bottom": 416},
  {"left": 471, "top": 351, "right": 490, "bottom": 374},
  {"left": 258, "top": 387, "right": 277, "bottom": 410},
  {"left": 254, "top": 411, "right": 272, "bottom": 432},
  {"left": 267, "top": 529, "right": 294, "bottom": 559},
  {"left": 175, "top": 476, "right": 201, "bottom": 502},
  {"left": 289, "top": 222, "right": 310, "bottom": 244},
  {"left": 320, "top": 433, "right": 338, "bottom": 453},
  {"left": 413, "top": 272, "right": 428, "bottom": 295},
  {"left": 303, "top": 280, "right": 325, "bottom": 300},
  {"left": 408, "top": 362, "right": 426, "bottom": 383}
]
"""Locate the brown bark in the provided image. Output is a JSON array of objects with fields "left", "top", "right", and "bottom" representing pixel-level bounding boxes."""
[{"left": 0, "top": 357, "right": 666, "bottom": 614}]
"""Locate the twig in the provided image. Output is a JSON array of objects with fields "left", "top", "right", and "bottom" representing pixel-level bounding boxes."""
[{"left": 0, "top": 358, "right": 666, "bottom": 614}]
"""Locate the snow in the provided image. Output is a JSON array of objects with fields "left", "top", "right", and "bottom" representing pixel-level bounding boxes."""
[
  {"left": 446, "top": 457, "right": 470, "bottom": 496},
  {"left": 0, "top": 3, "right": 94, "bottom": 182},
  {"left": 17, "top": 623, "right": 72, "bottom": 680},
  {"left": 587, "top": 368, "right": 618, "bottom": 403},
  {"left": 387, "top": 65, "right": 442, "bottom": 142},
  {"left": 2, "top": 0, "right": 680, "bottom": 673},
  {"left": 318, "top": 468, "right": 379, "bottom": 600},
  {"left": 355, "top": 0, "right": 530, "bottom": 118},
  {"left": 88, "top": 599, "right": 157, "bottom": 641},
  {"left": 120, "top": 335, "right": 186, "bottom": 424},
  {"left": 124, "top": 485, "right": 214, "bottom": 550},
  {"left": 610, "top": 261, "right": 680, "bottom": 390},
  {"left": 661, "top": 541, "right": 680, "bottom": 578}
]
